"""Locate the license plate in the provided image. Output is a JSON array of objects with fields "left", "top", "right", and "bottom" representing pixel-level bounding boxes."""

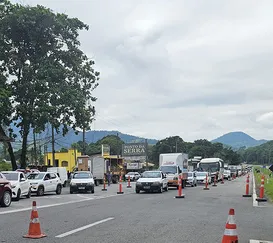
[
  {"left": 144, "top": 186, "right": 150, "bottom": 189},
  {"left": 78, "top": 187, "right": 85, "bottom": 189}
]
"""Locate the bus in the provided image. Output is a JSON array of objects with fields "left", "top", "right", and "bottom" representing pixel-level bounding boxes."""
[{"left": 197, "top": 158, "right": 224, "bottom": 182}]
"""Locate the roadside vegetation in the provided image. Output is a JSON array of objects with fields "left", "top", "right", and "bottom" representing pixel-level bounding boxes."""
[
  {"left": 0, "top": 161, "right": 12, "bottom": 171},
  {"left": 254, "top": 166, "right": 273, "bottom": 202}
]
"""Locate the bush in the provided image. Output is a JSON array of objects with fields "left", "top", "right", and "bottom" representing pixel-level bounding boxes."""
[{"left": 0, "top": 161, "right": 12, "bottom": 171}]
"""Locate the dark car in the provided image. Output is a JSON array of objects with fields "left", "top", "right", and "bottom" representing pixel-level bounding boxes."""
[{"left": 0, "top": 172, "right": 12, "bottom": 207}]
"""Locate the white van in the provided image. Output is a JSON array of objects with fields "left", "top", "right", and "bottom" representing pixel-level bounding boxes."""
[{"left": 47, "top": 167, "right": 68, "bottom": 187}]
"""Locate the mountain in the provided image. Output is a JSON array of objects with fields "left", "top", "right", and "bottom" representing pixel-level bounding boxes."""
[
  {"left": 211, "top": 131, "right": 268, "bottom": 148},
  {"left": 9, "top": 125, "right": 158, "bottom": 151}
]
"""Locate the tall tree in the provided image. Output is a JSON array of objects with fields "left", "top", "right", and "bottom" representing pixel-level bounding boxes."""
[
  {"left": 0, "top": 1, "right": 99, "bottom": 168},
  {"left": 0, "top": 73, "right": 17, "bottom": 170}
]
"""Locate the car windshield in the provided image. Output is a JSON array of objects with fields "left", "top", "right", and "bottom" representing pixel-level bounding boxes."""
[
  {"left": 159, "top": 166, "right": 177, "bottom": 174},
  {"left": 197, "top": 172, "right": 207, "bottom": 176},
  {"left": 188, "top": 172, "right": 193, "bottom": 177},
  {"left": 142, "top": 172, "right": 161, "bottom": 178},
  {"left": 73, "top": 173, "right": 92, "bottom": 179},
  {"left": 2, "top": 173, "right": 18, "bottom": 181},
  {"left": 28, "top": 173, "right": 44, "bottom": 180}
]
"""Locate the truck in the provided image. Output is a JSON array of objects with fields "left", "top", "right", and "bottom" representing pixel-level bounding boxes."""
[
  {"left": 197, "top": 158, "right": 224, "bottom": 182},
  {"left": 74, "top": 155, "right": 106, "bottom": 186},
  {"left": 159, "top": 153, "right": 188, "bottom": 189}
]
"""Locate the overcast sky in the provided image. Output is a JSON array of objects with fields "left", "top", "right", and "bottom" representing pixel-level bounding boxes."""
[{"left": 14, "top": 0, "right": 273, "bottom": 142}]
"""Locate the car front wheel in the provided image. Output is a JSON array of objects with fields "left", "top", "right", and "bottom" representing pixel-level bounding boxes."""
[
  {"left": 15, "top": 189, "right": 21, "bottom": 201},
  {"left": 158, "top": 186, "right": 163, "bottom": 193}
]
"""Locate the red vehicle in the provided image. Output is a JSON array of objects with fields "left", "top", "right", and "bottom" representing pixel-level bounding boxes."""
[{"left": 0, "top": 172, "right": 12, "bottom": 207}]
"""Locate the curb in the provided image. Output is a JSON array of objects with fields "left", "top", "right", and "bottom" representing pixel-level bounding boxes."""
[{"left": 252, "top": 173, "right": 258, "bottom": 207}]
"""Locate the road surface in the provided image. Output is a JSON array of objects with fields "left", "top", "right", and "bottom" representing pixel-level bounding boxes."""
[{"left": 0, "top": 176, "right": 272, "bottom": 243}]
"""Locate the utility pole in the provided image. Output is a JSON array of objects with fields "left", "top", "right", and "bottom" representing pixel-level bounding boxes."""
[
  {"left": 116, "top": 133, "right": 119, "bottom": 157},
  {"left": 82, "top": 127, "right": 86, "bottom": 155},
  {"left": 51, "top": 125, "right": 55, "bottom": 167},
  {"left": 145, "top": 139, "right": 148, "bottom": 171},
  {"left": 44, "top": 145, "right": 48, "bottom": 165},
  {"left": 33, "top": 130, "right": 37, "bottom": 166}
]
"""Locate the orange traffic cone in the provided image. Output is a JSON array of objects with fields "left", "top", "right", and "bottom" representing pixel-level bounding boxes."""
[
  {"left": 222, "top": 208, "right": 238, "bottom": 243},
  {"left": 23, "top": 201, "right": 46, "bottom": 239}
]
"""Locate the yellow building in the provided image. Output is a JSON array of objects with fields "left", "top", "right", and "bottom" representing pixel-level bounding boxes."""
[{"left": 44, "top": 149, "right": 81, "bottom": 172}]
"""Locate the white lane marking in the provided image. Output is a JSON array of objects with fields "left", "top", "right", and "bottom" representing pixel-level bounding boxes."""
[
  {"left": 0, "top": 194, "right": 119, "bottom": 215},
  {"left": 76, "top": 194, "right": 95, "bottom": 199},
  {"left": 252, "top": 173, "right": 259, "bottom": 207},
  {"left": 250, "top": 240, "right": 273, "bottom": 243},
  {"left": 55, "top": 217, "right": 114, "bottom": 238}
]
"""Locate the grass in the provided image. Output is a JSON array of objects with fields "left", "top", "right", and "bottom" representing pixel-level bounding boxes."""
[{"left": 254, "top": 166, "right": 273, "bottom": 202}]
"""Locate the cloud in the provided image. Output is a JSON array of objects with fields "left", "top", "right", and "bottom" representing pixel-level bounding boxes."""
[{"left": 12, "top": 0, "right": 273, "bottom": 141}]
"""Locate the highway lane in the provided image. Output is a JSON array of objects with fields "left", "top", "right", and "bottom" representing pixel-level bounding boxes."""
[
  {"left": 0, "top": 182, "right": 134, "bottom": 214},
  {"left": 0, "top": 176, "right": 272, "bottom": 243}
]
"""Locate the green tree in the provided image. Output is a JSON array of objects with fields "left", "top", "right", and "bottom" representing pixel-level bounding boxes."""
[
  {"left": 0, "top": 1, "right": 99, "bottom": 168},
  {"left": 150, "top": 136, "right": 242, "bottom": 166},
  {"left": 0, "top": 73, "right": 17, "bottom": 170},
  {"left": 96, "top": 135, "right": 124, "bottom": 155}
]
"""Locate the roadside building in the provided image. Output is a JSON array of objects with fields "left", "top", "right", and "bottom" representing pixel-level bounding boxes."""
[{"left": 44, "top": 148, "right": 81, "bottom": 172}]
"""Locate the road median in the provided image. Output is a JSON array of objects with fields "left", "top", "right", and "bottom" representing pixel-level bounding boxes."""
[{"left": 254, "top": 167, "right": 273, "bottom": 202}]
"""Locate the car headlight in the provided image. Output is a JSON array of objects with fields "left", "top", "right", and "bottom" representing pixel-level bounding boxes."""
[
  {"left": 87, "top": 182, "right": 93, "bottom": 186},
  {"left": 136, "top": 182, "right": 141, "bottom": 185},
  {"left": 70, "top": 182, "right": 76, "bottom": 186},
  {"left": 30, "top": 182, "right": 38, "bottom": 185},
  {"left": 153, "top": 181, "right": 161, "bottom": 185},
  {"left": 11, "top": 185, "right": 16, "bottom": 188}
]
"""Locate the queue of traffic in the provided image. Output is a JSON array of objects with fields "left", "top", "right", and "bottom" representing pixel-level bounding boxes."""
[{"left": 0, "top": 153, "right": 251, "bottom": 208}]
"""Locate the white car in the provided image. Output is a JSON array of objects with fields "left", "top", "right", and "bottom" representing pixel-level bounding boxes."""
[
  {"left": 2, "top": 171, "right": 31, "bottom": 201},
  {"left": 223, "top": 169, "right": 231, "bottom": 179},
  {"left": 27, "top": 172, "right": 62, "bottom": 196},
  {"left": 135, "top": 171, "right": 168, "bottom": 193},
  {"left": 125, "top": 172, "right": 141, "bottom": 181},
  {"left": 70, "top": 171, "right": 95, "bottom": 194},
  {"left": 196, "top": 172, "right": 211, "bottom": 184}
]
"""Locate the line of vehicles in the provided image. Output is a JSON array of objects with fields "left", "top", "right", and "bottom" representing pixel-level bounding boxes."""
[
  {"left": 0, "top": 152, "right": 252, "bottom": 207},
  {"left": 133, "top": 154, "right": 251, "bottom": 193},
  {"left": 0, "top": 167, "right": 95, "bottom": 207}
]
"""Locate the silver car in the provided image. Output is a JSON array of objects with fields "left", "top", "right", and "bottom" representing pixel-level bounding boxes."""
[
  {"left": 125, "top": 172, "right": 141, "bottom": 181},
  {"left": 187, "top": 171, "right": 197, "bottom": 187}
]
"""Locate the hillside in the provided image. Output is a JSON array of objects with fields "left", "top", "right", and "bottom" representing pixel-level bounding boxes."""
[
  {"left": 11, "top": 126, "right": 158, "bottom": 151},
  {"left": 211, "top": 131, "right": 268, "bottom": 148}
]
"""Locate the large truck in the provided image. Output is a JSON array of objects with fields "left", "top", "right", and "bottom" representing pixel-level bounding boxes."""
[
  {"left": 197, "top": 158, "right": 224, "bottom": 182},
  {"left": 74, "top": 155, "right": 106, "bottom": 186},
  {"left": 159, "top": 153, "right": 188, "bottom": 189}
]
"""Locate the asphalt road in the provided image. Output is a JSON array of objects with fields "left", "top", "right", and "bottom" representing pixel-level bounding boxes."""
[{"left": 0, "top": 176, "right": 272, "bottom": 243}]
